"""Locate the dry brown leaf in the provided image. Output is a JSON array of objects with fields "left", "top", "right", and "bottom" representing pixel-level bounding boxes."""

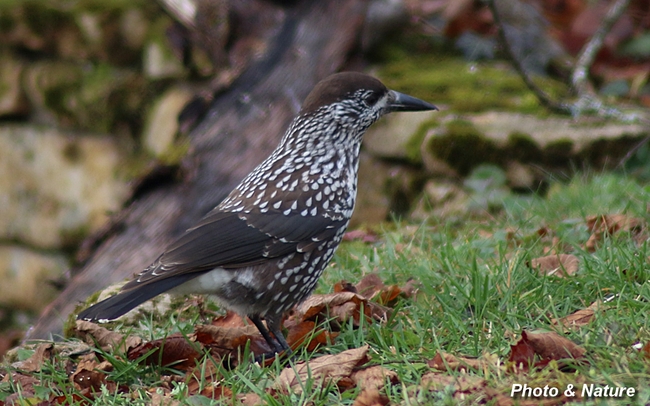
[
  {"left": 127, "top": 334, "right": 201, "bottom": 371},
  {"left": 11, "top": 342, "right": 53, "bottom": 372},
  {"left": 148, "top": 391, "right": 181, "bottom": 406},
  {"left": 530, "top": 254, "right": 579, "bottom": 277},
  {"left": 275, "top": 345, "right": 369, "bottom": 393},
  {"left": 355, "top": 274, "right": 385, "bottom": 300},
  {"left": 585, "top": 214, "right": 644, "bottom": 252},
  {"left": 353, "top": 388, "right": 389, "bottom": 406},
  {"left": 74, "top": 320, "right": 142, "bottom": 352},
  {"left": 198, "top": 385, "right": 233, "bottom": 400},
  {"left": 285, "top": 320, "right": 338, "bottom": 352},
  {"left": 333, "top": 281, "right": 357, "bottom": 293},
  {"left": 509, "top": 330, "right": 586, "bottom": 372},
  {"left": 552, "top": 300, "right": 602, "bottom": 329},
  {"left": 185, "top": 357, "right": 222, "bottom": 396},
  {"left": 193, "top": 323, "right": 271, "bottom": 357},
  {"left": 296, "top": 292, "right": 371, "bottom": 326},
  {"left": 211, "top": 311, "right": 248, "bottom": 328},
  {"left": 71, "top": 353, "right": 112, "bottom": 391},
  {"left": 508, "top": 334, "right": 536, "bottom": 372},
  {"left": 1, "top": 372, "right": 40, "bottom": 403},
  {"left": 351, "top": 365, "right": 398, "bottom": 391},
  {"left": 524, "top": 330, "right": 586, "bottom": 360},
  {"left": 237, "top": 393, "right": 264, "bottom": 406},
  {"left": 427, "top": 351, "right": 488, "bottom": 372}
]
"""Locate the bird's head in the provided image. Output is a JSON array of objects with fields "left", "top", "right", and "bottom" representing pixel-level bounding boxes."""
[{"left": 298, "top": 72, "right": 437, "bottom": 136}]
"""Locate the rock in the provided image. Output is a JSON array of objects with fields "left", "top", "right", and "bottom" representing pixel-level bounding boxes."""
[
  {"left": 364, "top": 109, "right": 437, "bottom": 162},
  {"left": 0, "top": 54, "right": 28, "bottom": 117},
  {"left": 0, "top": 245, "right": 69, "bottom": 310},
  {"left": 505, "top": 160, "right": 536, "bottom": 191},
  {"left": 143, "top": 17, "right": 187, "bottom": 79},
  {"left": 142, "top": 86, "right": 194, "bottom": 157},
  {"left": 22, "top": 60, "right": 146, "bottom": 133},
  {"left": 351, "top": 152, "right": 425, "bottom": 227},
  {"left": 421, "top": 112, "right": 648, "bottom": 175},
  {"left": 350, "top": 153, "right": 392, "bottom": 226},
  {"left": 0, "top": 125, "right": 129, "bottom": 249},
  {"left": 410, "top": 180, "right": 469, "bottom": 221}
]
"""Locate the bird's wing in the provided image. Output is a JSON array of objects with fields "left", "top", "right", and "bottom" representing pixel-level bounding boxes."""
[{"left": 124, "top": 209, "right": 344, "bottom": 288}]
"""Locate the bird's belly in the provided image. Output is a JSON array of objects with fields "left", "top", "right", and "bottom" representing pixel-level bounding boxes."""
[
  {"left": 168, "top": 267, "right": 268, "bottom": 315},
  {"left": 169, "top": 267, "right": 237, "bottom": 295}
]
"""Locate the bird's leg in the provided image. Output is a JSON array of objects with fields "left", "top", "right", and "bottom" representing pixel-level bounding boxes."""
[
  {"left": 249, "top": 314, "right": 284, "bottom": 354},
  {"left": 265, "top": 315, "right": 291, "bottom": 354}
]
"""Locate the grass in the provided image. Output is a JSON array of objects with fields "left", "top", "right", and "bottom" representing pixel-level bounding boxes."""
[{"left": 2, "top": 172, "right": 650, "bottom": 405}]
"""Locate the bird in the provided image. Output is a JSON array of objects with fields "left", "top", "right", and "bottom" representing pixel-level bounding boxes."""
[{"left": 77, "top": 72, "right": 437, "bottom": 355}]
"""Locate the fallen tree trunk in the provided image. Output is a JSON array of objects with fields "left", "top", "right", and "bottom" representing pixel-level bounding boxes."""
[{"left": 26, "top": 0, "right": 368, "bottom": 340}]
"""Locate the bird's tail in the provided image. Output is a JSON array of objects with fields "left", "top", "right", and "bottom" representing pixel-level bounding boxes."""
[{"left": 77, "top": 274, "right": 200, "bottom": 322}]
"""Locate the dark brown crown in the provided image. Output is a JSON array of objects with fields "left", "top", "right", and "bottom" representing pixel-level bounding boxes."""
[{"left": 299, "top": 72, "right": 388, "bottom": 115}]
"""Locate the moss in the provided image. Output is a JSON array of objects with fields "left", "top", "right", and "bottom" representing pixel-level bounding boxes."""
[
  {"left": 60, "top": 224, "right": 92, "bottom": 248},
  {"left": 426, "top": 119, "right": 501, "bottom": 175},
  {"left": 157, "top": 138, "right": 190, "bottom": 166},
  {"left": 543, "top": 139, "right": 574, "bottom": 167},
  {"left": 64, "top": 290, "right": 102, "bottom": 338},
  {"left": 404, "top": 118, "right": 439, "bottom": 163},
  {"left": 506, "top": 131, "right": 543, "bottom": 162},
  {"left": 376, "top": 44, "right": 568, "bottom": 115}
]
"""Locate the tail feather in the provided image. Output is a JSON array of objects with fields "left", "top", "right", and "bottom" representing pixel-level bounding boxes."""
[{"left": 77, "top": 273, "right": 202, "bottom": 321}]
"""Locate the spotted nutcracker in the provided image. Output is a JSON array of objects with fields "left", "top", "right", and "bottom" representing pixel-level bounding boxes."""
[{"left": 78, "top": 72, "right": 437, "bottom": 354}]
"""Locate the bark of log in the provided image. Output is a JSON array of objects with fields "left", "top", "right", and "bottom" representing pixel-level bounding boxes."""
[{"left": 25, "top": 0, "right": 368, "bottom": 340}]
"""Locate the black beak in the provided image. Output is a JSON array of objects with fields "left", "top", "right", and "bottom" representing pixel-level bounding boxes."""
[{"left": 388, "top": 90, "right": 438, "bottom": 112}]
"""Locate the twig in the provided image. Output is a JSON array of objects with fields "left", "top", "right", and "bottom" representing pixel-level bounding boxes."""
[
  {"left": 486, "top": 0, "right": 571, "bottom": 114},
  {"left": 487, "top": 0, "right": 648, "bottom": 124},
  {"left": 571, "top": 0, "right": 632, "bottom": 96}
]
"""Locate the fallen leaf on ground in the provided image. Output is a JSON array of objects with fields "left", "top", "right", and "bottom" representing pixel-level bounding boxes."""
[
  {"left": 509, "top": 330, "right": 586, "bottom": 372},
  {"left": 285, "top": 320, "right": 338, "bottom": 352},
  {"left": 427, "top": 351, "right": 489, "bottom": 372},
  {"left": 71, "top": 354, "right": 112, "bottom": 391},
  {"left": 10, "top": 342, "right": 53, "bottom": 373},
  {"left": 127, "top": 334, "right": 201, "bottom": 371},
  {"left": 530, "top": 254, "right": 579, "bottom": 277},
  {"left": 552, "top": 300, "right": 602, "bottom": 329},
  {"left": 353, "top": 273, "right": 418, "bottom": 304},
  {"left": 353, "top": 388, "right": 389, "bottom": 406},
  {"left": 294, "top": 292, "right": 371, "bottom": 327},
  {"left": 585, "top": 214, "right": 644, "bottom": 252},
  {"left": 74, "top": 320, "right": 142, "bottom": 352},
  {"left": 237, "top": 392, "right": 263, "bottom": 406},
  {"left": 275, "top": 345, "right": 369, "bottom": 393},
  {"left": 0, "top": 372, "right": 40, "bottom": 404},
  {"left": 147, "top": 390, "right": 181, "bottom": 406},
  {"left": 211, "top": 311, "right": 248, "bottom": 328},
  {"left": 193, "top": 323, "right": 271, "bottom": 358},
  {"left": 351, "top": 364, "right": 398, "bottom": 391},
  {"left": 186, "top": 357, "right": 222, "bottom": 396}
]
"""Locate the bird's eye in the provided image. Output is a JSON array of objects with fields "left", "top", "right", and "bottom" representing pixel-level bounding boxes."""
[{"left": 364, "top": 92, "right": 381, "bottom": 106}]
